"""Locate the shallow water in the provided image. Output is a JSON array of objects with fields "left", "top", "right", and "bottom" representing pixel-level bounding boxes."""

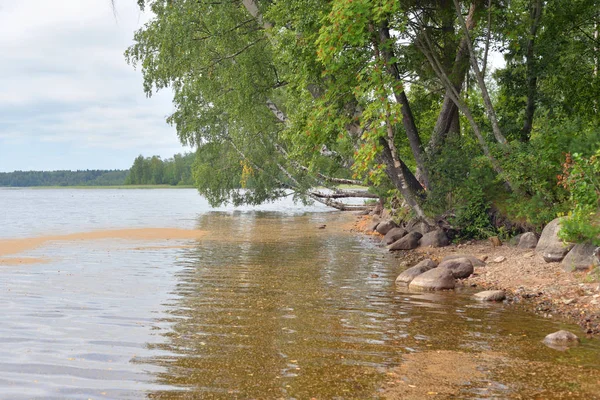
[{"left": 1, "top": 188, "right": 600, "bottom": 399}]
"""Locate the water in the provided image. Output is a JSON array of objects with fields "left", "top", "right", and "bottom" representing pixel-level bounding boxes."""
[{"left": 1, "top": 188, "right": 599, "bottom": 399}]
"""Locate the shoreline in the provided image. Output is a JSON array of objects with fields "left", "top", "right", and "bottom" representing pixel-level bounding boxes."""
[{"left": 351, "top": 215, "right": 600, "bottom": 336}]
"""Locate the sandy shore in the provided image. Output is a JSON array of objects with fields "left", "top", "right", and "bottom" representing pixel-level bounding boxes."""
[
  {"left": 0, "top": 228, "right": 206, "bottom": 265},
  {"left": 352, "top": 215, "right": 600, "bottom": 336}
]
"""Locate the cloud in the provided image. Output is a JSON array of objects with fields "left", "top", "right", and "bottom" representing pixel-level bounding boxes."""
[{"left": 0, "top": 0, "right": 187, "bottom": 172}]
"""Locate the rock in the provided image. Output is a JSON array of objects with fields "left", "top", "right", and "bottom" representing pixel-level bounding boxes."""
[
  {"left": 406, "top": 219, "right": 432, "bottom": 235},
  {"left": 372, "top": 202, "right": 383, "bottom": 216},
  {"left": 438, "top": 257, "right": 474, "bottom": 279},
  {"left": 355, "top": 209, "right": 370, "bottom": 216},
  {"left": 562, "top": 242, "right": 600, "bottom": 272},
  {"left": 409, "top": 268, "right": 456, "bottom": 291},
  {"left": 376, "top": 219, "right": 398, "bottom": 235},
  {"left": 473, "top": 290, "right": 506, "bottom": 302},
  {"left": 535, "top": 217, "right": 574, "bottom": 262},
  {"left": 367, "top": 220, "right": 380, "bottom": 232},
  {"left": 395, "top": 259, "right": 438, "bottom": 285},
  {"left": 518, "top": 232, "right": 538, "bottom": 249},
  {"left": 509, "top": 233, "right": 523, "bottom": 246},
  {"left": 542, "top": 330, "right": 580, "bottom": 348},
  {"left": 489, "top": 236, "right": 502, "bottom": 247},
  {"left": 493, "top": 256, "right": 506, "bottom": 263},
  {"left": 388, "top": 232, "right": 423, "bottom": 251},
  {"left": 382, "top": 227, "right": 408, "bottom": 245},
  {"left": 441, "top": 254, "right": 486, "bottom": 268},
  {"left": 419, "top": 229, "right": 450, "bottom": 248},
  {"left": 381, "top": 209, "right": 392, "bottom": 220}
]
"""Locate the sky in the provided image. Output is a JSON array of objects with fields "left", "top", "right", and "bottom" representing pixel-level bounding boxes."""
[{"left": 0, "top": 0, "right": 189, "bottom": 172}]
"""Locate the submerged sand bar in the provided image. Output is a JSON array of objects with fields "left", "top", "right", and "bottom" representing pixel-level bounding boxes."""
[{"left": 0, "top": 228, "right": 207, "bottom": 265}]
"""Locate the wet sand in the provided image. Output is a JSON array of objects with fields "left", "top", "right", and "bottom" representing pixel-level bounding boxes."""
[{"left": 0, "top": 228, "right": 207, "bottom": 264}]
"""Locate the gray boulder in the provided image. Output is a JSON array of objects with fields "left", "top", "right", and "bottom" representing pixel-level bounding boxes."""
[
  {"left": 376, "top": 219, "right": 398, "bottom": 235},
  {"left": 518, "top": 232, "right": 538, "bottom": 249},
  {"left": 562, "top": 242, "right": 600, "bottom": 272},
  {"left": 405, "top": 218, "right": 433, "bottom": 234},
  {"left": 409, "top": 268, "right": 456, "bottom": 291},
  {"left": 438, "top": 257, "right": 474, "bottom": 279},
  {"left": 388, "top": 232, "right": 423, "bottom": 251},
  {"left": 473, "top": 290, "right": 506, "bottom": 302},
  {"left": 395, "top": 259, "right": 438, "bottom": 285},
  {"left": 419, "top": 229, "right": 450, "bottom": 248},
  {"left": 509, "top": 233, "right": 523, "bottom": 246},
  {"left": 535, "top": 217, "right": 574, "bottom": 262},
  {"left": 543, "top": 330, "right": 579, "bottom": 349},
  {"left": 441, "top": 254, "right": 486, "bottom": 268},
  {"left": 367, "top": 220, "right": 380, "bottom": 232},
  {"left": 382, "top": 227, "right": 408, "bottom": 245}
]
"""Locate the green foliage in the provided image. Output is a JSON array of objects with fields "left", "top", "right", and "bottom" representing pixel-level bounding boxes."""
[
  {"left": 559, "top": 150, "right": 600, "bottom": 245},
  {"left": 125, "top": 153, "right": 195, "bottom": 186},
  {"left": 0, "top": 170, "right": 128, "bottom": 187}
]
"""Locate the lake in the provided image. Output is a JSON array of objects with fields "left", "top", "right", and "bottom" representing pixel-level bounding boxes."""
[{"left": 1, "top": 188, "right": 599, "bottom": 399}]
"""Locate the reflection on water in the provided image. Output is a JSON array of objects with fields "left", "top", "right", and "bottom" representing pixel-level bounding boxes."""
[
  {"left": 0, "top": 192, "right": 599, "bottom": 399},
  {"left": 144, "top": 212, "right": 600, "bottom": 399}
]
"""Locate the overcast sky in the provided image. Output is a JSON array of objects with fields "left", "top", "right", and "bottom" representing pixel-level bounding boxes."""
[{"left": 0, "top": 0, "right": 188, "bottom": 172}]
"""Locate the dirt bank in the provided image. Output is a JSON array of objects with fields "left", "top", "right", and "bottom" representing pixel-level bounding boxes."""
[
  {"left": 352, "top": 216, "right": 600, "bottom": 335},
  {"left": 0, "top": 228, "right": 207, "bottom": 265}
]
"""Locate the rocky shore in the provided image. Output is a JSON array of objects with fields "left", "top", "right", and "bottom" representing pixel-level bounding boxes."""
[{"left": 352, "top": 213, "right": 600, "bottom": 336}]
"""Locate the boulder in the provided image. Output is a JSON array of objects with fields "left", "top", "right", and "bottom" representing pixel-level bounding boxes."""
[
  {"left": 441, "top": 254, "right": 486, "bottom": 268},
  {"left": 473, "top": 290, "right": 506, "bottom": 302},
  {"left": 395, "top": 259, "right": 438, "bottom": 285},
  {"left": 518, "top": 232, "right": 538, "bottom": 249},
  {"left": 376, "top": 220, "right": 398, "bottom": 235},
  {"left": 535, "top": 217, "right": 574, "bottom": 262},
  {"left": 562, "top": 242, "right": 600, "bottom": 272},
  {"left": 419, "top": 229, "right": 450, "bottom": 248},
  {"left": 382, "top": 227, "right": 408, "bottom": 245},
  {"left": 543, "top": 330, "right": 579, "bottom": 348},
  {"left": 405, "top": 219, "right": 433, "bottom": 235},
  {"left": 509, "top": 233, "right": 523, "bottom": 246},
  {"left": 438, "top": 257, "right": 474, "bottom": 279},
  {"left": 388, "top": 232, "right": 423, "bottom": 251},
  {"left": 367, "top": 220, "right": 380, "bottom": 232},
  {"left": 409, "top": 268, "right": 456, "bottom": 291}
]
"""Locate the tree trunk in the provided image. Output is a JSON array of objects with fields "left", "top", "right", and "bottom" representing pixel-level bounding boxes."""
[
  {"left": 453, "top": 0, "right": 508, "bottom": 147},
  {"left": 428, "top": 0, "right": 481, "bottom": 156},
  {"left": 521, "top": 0, "right": 544, "bottom": 140},
  {"left": 378, "top": 24, "right": 430, "bottom": 190}
]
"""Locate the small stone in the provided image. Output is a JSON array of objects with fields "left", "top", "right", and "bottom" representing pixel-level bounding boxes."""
[
  {"left": 493, "top": 256, "right": 506, "bottom": 263},
  {"left": 480, "top": 255, "right": 488, "bottom": 262},
  {"left": 542, "top": 330, "right": 580, "bottom": 348},
  {"left": 473, "top": 290, "right": 506, "bottom": 302},
  {"left": 562, "top": 298, "right": 576, "bottom": 305},
  {"left": 489, "top": 236, "right": 502, "bottom": 247}
]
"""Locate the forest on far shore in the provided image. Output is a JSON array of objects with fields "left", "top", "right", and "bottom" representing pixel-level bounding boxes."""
[{"left": 0, "top": 153, "right": 195, "bottom": 187}]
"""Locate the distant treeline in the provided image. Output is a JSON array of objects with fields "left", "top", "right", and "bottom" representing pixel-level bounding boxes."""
[
  {"left": 125, "top": 153, "right": 195, "bottom": 186},
  {"left": 0, "top": 170, "right": 128, "bottom": 187}
]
